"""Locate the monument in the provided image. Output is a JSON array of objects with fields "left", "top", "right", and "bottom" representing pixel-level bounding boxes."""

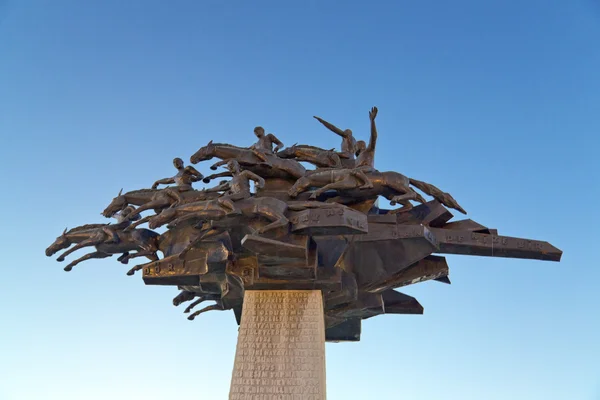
[{"left": 46, "top": 107, "right": 562, "bottom": 399}]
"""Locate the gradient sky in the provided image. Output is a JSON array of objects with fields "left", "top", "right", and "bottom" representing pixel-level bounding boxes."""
[{"left": 1, "top": 1, "right": 599, "bottom": 399}]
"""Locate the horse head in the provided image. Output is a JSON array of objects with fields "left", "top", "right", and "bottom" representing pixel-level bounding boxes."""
[
  {"left": 102, "top": 188, "right": 127, "bottom": 217},
  {"left": 276, "top": 143, "right": 297, "bottom": 159},
  {"left": 46, "top": 228, "right": 71, "bottom": 256},
  {"left": 190, "top": 140, "right": 215, "bottom": 164}
]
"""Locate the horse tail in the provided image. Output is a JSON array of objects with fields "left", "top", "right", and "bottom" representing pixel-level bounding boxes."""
[{"left": 408, "top": 178, "right": 467, "bottom": 214}]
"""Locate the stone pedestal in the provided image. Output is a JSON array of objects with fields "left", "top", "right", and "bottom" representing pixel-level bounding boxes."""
[{"left": 229, "top": 290, "right": 327, "bottom": 400}]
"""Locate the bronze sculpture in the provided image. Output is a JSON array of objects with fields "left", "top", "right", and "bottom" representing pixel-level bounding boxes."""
[{"left": 46, "top": 106, "right": 561, "bottom": 343}]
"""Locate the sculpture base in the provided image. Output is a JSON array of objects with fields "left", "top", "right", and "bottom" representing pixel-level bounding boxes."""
[{"left": 229, "top": 290, "right": 327, "bottom": 400}]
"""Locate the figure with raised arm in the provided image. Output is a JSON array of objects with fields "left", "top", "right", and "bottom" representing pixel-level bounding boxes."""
[
  {"left": 250, "top": 126, "right": 284, "bottom": 167},
  {"left": 204, "top": 160, "right": 265, "bottom": 214},
  {"left": 349, "top": 106, "right": 379, "bottom": 189},
  {"left": 152, "top": 158, "right": 203, "bottom": 191},
  {"left": 102, "top": 206, "right": 141, "bottom": 243},
  {"left": 313, "top": 114, "right": 358, "bottom": 160}
]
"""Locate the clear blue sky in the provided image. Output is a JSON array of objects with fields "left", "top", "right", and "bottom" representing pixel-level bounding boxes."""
[{"left": 1, "top": 1, "right": 599, "bottom": 399}]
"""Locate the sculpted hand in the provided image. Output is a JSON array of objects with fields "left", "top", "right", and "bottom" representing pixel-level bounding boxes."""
[{"left": 369, "top": 106, "right": 378, "bottom": 121}]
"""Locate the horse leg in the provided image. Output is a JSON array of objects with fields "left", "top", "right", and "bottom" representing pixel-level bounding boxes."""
[
  {"left": 127, "top": 200, "right": 168, "bottom": 219},
  {"left": 389, "top": 199, "right": 414, "bottom": 214},
  {"left": 310, "top": 177, "right": 358, "bottom": 199},
  {"left": 120, "top": 250, "right": 158, "bottom": 264},
  {"left": 187, "top": 303, "right": 225, "bottom": 320},
  {"left": 288, "top": 177, "right": 313, "bottom": 198},
  {"left": 255, "top": 207, "right": 289, "bottom": 234},
  {"left": 173, "top": 290, "right": 196, "bottom": 307},
  {"left": 56, "top": 235, "right": 103, "bottom": 262},
  {"left": 116, "top": 252, "right": 129, "bottom": 262},
  {"left": 184, "top": 296, "right": 210, "bottom": 313},
  {"left": 64, "top": 251, "right": 111, "bottom": 272},
  {"left": 124, "top": 215, "right": 153, "bottom": 231},
  {"left": 126, "top": 261, "right": 152, "bottom": 276},
  {"left": 178, "top": 228, "right": 223, "bottom": 260}
]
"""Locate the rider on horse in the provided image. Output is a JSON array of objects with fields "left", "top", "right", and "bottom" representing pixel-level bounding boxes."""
[
  {"left": 102, "top": 205, "right": 141, "bottom": 243},
  {"left": 204, "top": 160, "right": 265, "bottom": 214},
  {"left": 151, "top": 157, "right": 204, "bottom": 192},
  {"left": 250, "top": 126, "right": 284, "bottom": 168}
]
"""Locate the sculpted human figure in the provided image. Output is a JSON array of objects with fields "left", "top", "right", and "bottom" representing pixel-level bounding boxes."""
[
  {"left": 250, "top": 126, "right": 284, "bottom": 167},
  {"left": 349, "top": 106, "right": 379, "bottom": 188},
  {"left": 102, "top": 206, "right": 141, "bottom": 243},
  {"left": 152, "top": 158, "right": 203, "bottom": 191},
  {"left": 313, "top": 114, "right": 357, "bottom": 160},
  {"left": 204, "top": 160, "right": 265, "bottom": 214}
]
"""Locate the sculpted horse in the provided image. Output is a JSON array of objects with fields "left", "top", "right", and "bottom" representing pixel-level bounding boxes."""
[
  {"left": 288, "top": 170, "right": 466, "bottom": 214},
  {"left": 276, "top": 144, "right": 342, "bottom": 168},
  {"left": 148, "top": 196, "right": 290, "bottom": 234},
  {"left": 102, "top": 188, "right": 219, "bottom": 219},
  {"left": 45, "top": 225, "right": 161, "bottom": 271},
  {"left": 190, "top": 141, "right": 306, "bottom": 180}
]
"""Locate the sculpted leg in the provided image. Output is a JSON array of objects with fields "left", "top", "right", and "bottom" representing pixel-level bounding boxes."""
[
  {"left": 120, "top": 250, "right": 159, "bottom": 264},
  {"left": 64, "top": 251, "right": 111, "bottom": 272},
  {"left": 56, "top": 235, "right": 103, "bottom": 262},
  {"left": 310, "top": 177, "right": 359, "bottom": 199},
  {"left": 126, "top": 261, "right": 151, "bottom": 276},
  {"left": 255, "top": 207, "right": 289, "bottom": 234},
  {"left": 124, "top": 215, "right": 153, "bottom": 231},
  {"left": 187, "top": 303, "right": 225, "bottom": 320},
  {"left": 127, "top": 199, "right": 169, "bottom": 219},
  {"left": 102, "top": 227, "right": 120, "bottom": 243},
  {"left": 173, "top": 290, "right": 196, "bottom": 307},
  {"left": 351, "top": 169, "right": 374, "bottom": 189},
  {"left": 184, "top": 296, "right": 211, "bottom": 313},
  {"left": 288, "top": 177, "right": 313, "bottom": 198},
  {"left": 178, "top": 227, "right": 223, "bottom": 260},
  {"left": 252, "top": 149, "right": 272, "bottom": 167}
]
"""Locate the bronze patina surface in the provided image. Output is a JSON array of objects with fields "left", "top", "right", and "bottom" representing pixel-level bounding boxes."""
[{"left": 46, "top": 106, "right": 562, "bottom": 342}]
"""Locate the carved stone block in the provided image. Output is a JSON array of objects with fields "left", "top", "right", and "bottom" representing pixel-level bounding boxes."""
[{"left": 229, "top": 290, "right": 326, "bottom": 400}]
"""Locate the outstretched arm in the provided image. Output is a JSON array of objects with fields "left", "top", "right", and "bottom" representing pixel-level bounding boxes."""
[
  {"left": 185, "top": 166, "right": 204, "bottom": 181},
  {"left": 209, "top": 160, "right": 229, "bottom": 170},
  {"left": 241, "top": 170, "right": 265, "bottom": 189},
  {"left": 368, "top": 106, "right": 378, "bottom": 151},
  {"left": 203, "top": 171, "right": 233, "bottom": 183},
  {"left": 313, "top": 116, "right": 348, "bottom": 138},
  {"left": 152, "top": 177, "right": 175, "bottom": 189},
  {"left": 205, "top": 180, "right": 231, "bottom": 193},
  {"left": 268, "top": 134, "right": 284, "bottom": 152}
]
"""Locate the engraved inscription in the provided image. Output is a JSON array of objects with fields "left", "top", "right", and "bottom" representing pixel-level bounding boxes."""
[{"left": 229, "top": 290, "right": 326, "bottom": 400}]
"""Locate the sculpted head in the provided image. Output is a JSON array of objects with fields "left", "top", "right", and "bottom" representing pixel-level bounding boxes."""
[
  {"left": 356, "top": 140, "right": 366, "bottom": 155},
  {"left": 46, "top": 228, "right": 70, "bottom": 257},
  {"left": 190, "top": 140, "right": 214, "bottom": 164},
  {"left": 254, "top": 126, "right": 265, "bottom": 138},
  {"left": 227, "top": 159, "right": 241, "bottom": 174},
  {"left": 102, "top": 188, "right": 126, "bottom": 217},
  {"left": 173, "top": 158, "right": 184, "bottom": 169}
]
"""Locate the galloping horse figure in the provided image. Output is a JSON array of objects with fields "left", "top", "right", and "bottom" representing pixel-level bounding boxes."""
[
  {"left": 190, "top": 141, "right": 306, "bottom": 180},
  {"left": 102, "top": 188, "right": 220, "bottom": 219},
  {"left": 289, "top": 170, "right": 466, "bottom": 214},
  {"left": 148, "top": 197, "right": 290, "bottom": 234},
  {"left": 276, "top": 144, "right": 342, "bottom": 168},
  {"left": 45, "top": 225, "right": 161, "bottom": 271}
]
